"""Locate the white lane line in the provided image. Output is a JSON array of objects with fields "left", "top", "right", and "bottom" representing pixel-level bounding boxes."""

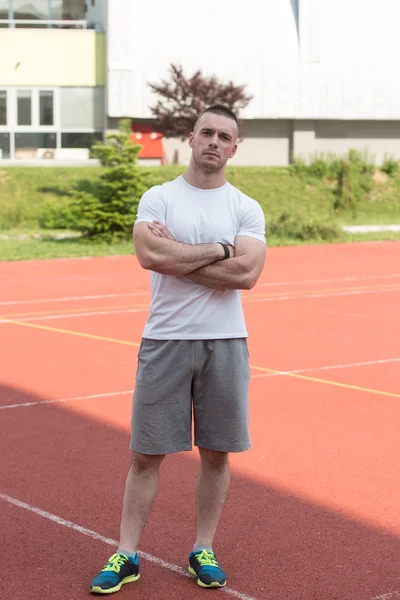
[
  {"left": 0, "top": 291, "right": 151, "bottom": 307},
  {"left": 251, "top": 357, "right": 400, "bottom": 379},
  {"left": 1, "top": 285, "right": 400, "bottom": 326},
  {"left": 2, "top": 357, "right": 399, "bottom": 410},
  {"left": 0, "top": 493, "right": 257, "bottom": 600},
  {"left": 371, "top": 593, "right": 400, "bottom": 600},
  {"left": 0, "top": 390, "right": 134, "bottom": 411},
  {"left": 0, "top": 307, "right": 149, "bottom": 324},
  {"left": 256, "top": 273, "right": 400, "bottom": 289},
  {"left": 244, "top": 286, "right": 400, "bottom": 305},
  {"left": 1, "top": 273, "right": 399, "bottom": 307}
]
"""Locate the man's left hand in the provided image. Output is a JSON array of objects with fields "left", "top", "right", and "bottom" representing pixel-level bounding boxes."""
[{"left": 147, "top": 221, "right": 176, "bottom": 240}]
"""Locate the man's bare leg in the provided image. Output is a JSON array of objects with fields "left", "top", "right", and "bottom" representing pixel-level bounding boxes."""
[{"left": 118, "top": 452, "right": 165, "bottom": 554}]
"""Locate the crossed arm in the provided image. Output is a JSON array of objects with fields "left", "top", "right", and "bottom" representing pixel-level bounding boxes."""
[{"left": 133, "top": 221, "right": 266, "bottom": 290}]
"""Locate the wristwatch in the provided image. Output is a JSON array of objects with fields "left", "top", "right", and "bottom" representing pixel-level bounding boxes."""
[{"left": 218, "top": 242, "right": 230, "bottom": 260}]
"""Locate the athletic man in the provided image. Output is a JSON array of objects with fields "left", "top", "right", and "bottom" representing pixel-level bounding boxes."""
[{"left": 89, "top": 105, "right": 266, "bottom": 594}]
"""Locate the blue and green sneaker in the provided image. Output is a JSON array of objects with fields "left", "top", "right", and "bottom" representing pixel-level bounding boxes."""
[
  {"left": 188, "top": 549, "right": 227, "bottom": 588},
  {"left": 90, "top": 553, "right": 140, "bottom": 594}
]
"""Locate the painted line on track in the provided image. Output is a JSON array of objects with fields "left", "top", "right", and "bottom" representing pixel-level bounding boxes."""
[
  {"left": 0, "top": 390, "right": 134, "bottom": 411},
  {"left": 1, "top": 273, "right": 400, "bottom": 307},
  {"left": 0, "top": 290, "right": 151, "bottom": 307},
  {"left": 2, "top": 319, "right": 398, "bottom": 400},
  {"left": 0, "top": 493, "right": 257, "bottom": 600},
  {"left": 0, "top": 319, "right": 141, "bottom": 347},
  {"left": 1, "top": 283, "right": 400, "bottom": 324},
  {"left": 250, "top": 365, "right": 400, "bottom": 398},
  {"left": 2, "top": 357, "right": 400, "bottom": 411},
  {"left": 0, "top": 302, "right": 150, "bottom": 320},
  {"left": 251, "top": 357, "right": 400, "bottom": 379},
  {"left": 0, "top": 308, "right": 149, "bottom": 323},
  {"left": 371, "top": 593, "right": 400, "bottom": 600}
]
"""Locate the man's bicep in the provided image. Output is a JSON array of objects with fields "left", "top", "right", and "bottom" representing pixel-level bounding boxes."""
[
  {"left": 133, "top": 222, "right": 160, "bottom": 267},
  {"left": 235, "top": 235, "right": 266, "bottom": 285},
  {"left": 135, "top": 186, "right": 166, "bottom": 226}
]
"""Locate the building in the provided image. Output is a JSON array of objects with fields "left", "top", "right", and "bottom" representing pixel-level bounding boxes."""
[
  {"left": 0, "top": 0, "right": 106, "bottom": 161},
  {"left": 1, "top": 0, "right": 400, "bottom": 165}
]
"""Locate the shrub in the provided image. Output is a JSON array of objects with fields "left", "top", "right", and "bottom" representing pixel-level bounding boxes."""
[
  {"left": 333, "top": 150, "right": 374, "bottom": 214},
  {"left": 268, "top": 210, "right": 340, "bottom": 242},
  {"left": 71, "top": 120, "right": 148, "bottom": 242},
  {"left": 291, "top": 153, "right": 342, "bottom": 180},
  {"left": 381, "top": 155, "right": 400, "bottom": 177}
]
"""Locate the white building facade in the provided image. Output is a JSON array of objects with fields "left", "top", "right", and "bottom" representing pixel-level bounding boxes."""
[
  {"left": 107, "top": 0, "right": 400, "bottom": 166},
  {"left": 1, "top": 0, "right": 399, "bottom": 166}
]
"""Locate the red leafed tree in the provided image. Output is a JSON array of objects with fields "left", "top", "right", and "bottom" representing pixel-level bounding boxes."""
[{"left": 148, "top": 64, "right": 252, "bottom": 139}]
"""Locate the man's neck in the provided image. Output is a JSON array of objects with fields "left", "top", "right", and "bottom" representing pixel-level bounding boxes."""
[{"left": 183, "top": 163, "right": 226, "bottom": 190}]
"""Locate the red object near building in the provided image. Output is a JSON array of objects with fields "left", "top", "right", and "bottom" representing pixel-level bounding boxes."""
[{"left": 130, "top": 124, "right": 165, "bottom": 165}]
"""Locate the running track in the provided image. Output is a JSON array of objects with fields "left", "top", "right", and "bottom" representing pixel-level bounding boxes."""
[{"left": 1, "top": 241, "right": 400, "bottom": 600}]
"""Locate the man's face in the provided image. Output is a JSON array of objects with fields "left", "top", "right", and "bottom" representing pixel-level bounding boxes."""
[{"left": 188, "top": 113, "right": 238, "bottom": 172}]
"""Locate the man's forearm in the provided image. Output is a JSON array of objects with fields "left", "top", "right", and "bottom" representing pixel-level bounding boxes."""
[
  {"left": 185, "top": 256, "right": 253, "bottom": 290},
  {"left": 141, "top": 238, "right": 226, "bottom": 276}
]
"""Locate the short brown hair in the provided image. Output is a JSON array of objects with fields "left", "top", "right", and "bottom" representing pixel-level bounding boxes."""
[{"left": 194, "top": 105, "right": 238, "bottom": 131}]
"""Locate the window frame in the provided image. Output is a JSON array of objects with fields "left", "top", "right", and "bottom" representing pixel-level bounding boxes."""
[
  {"left": 0, "top": 89, "right": 8, "bottom": 127},
  {"left": 3, "top": 87, "right": 60, "bottom": 130}
]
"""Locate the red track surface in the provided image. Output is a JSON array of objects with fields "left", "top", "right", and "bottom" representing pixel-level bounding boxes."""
[{"left": 1, "top": 241, "right": 400, "bottom": 600}]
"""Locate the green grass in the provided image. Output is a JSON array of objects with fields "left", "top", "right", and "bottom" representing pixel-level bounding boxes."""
[
  {"left": 0, "top": 164, "right": 399, "bottom": 261},
  {"left": 1, "top": 165, "right": 399, "bottom": 228},
  {"left": 0, "top": 234, "right": 134, "bottom": 261},
  {"left": 1, "top": 229, "right": 399, "bottom": 262}
]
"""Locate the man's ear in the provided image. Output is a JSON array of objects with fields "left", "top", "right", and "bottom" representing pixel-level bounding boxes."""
[
  {"left": 188, "top": 132, "right": 195, "bottom": 148},
  {"left": 229, "top": 144, "right": 238, "bottom": 159}
]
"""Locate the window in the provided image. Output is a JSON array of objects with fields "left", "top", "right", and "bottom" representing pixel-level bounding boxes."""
[
  {"left": 13, "top": 0, "right": 48, "bottom": 20},
  {"left": 17, "top": 90, "right": 32, "bottom": 125},
  {"left": 290, "top": 0, "right": 299, "bottom": 38},
  {"left": 15, "top": 132, "right": 56, "bottom": 158},
  {"left": 0, "top": 91, "right": 7, "bottom": 125},
  {"left": 61, "top": 132, "right": 102, "bottom": 148},
  {"left": 60, "top": 87, "right": 104, "bottom": 129},
  {"left": 0, "top": 133, "right": 10, "bottom": 159},
  {"left": 2, "top": 1, "right": 86, "bottom": 26},
  {"left": 0, "top": 0, "right": 10, "bottom": 24},
  {"left": 40, "top": 91, "right": 54, "bottom": 126}
]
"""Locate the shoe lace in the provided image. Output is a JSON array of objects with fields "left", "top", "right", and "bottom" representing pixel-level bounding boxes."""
[
  {"left": 196, "top": 549, "right": 218, "bottom": 568},
  {"left": 101, "top": 554, "right": 128, "bottom": 574}
]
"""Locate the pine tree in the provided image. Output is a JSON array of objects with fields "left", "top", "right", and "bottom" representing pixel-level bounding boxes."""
[{"left": 72, "top": 120, "right": 148, "bottom": 242}]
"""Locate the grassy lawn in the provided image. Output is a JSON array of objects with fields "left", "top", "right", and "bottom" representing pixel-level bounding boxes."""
[
  {"left": 0, "top": 164, "right": 399, "bottom": 261},
  {"left": 1, "top": 229, "right": 399, "bottom": 262}
]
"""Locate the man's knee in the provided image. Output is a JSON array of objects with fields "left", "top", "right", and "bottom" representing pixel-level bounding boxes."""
[
  {"left": 131, "top": 451, "right": 165, "bottom": 475},
  {"left": 199, "top": 448, "right": 229, "bottom": 471}
]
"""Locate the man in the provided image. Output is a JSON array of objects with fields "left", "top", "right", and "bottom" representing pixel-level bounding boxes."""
[{"left": 90, "top": 105, "right": 266, "bottom": 594}]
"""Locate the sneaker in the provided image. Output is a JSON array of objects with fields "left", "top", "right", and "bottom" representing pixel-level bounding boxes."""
[
  {"left": 89, "top": 553, "right": 140, "bottom": 594},
  {"left": 188, "top": 549, "right": 227, "bottom": 588}
]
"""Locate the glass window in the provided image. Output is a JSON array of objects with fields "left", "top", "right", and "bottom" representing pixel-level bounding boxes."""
[
  {"left": 17, "top": 90, "right": 32, "bottom": 126},
  {"left": 40, "top": 91, "right": 54, "bottom": 125},
  {"left": 0, "top": 133, "right": 10, "bottom": 159},
  {"left": 0, "top": 91, "right": 6, "bottom": 125},
  {"left": 61, "top": 132, "right": 102, "bottom": 148},
  {"left": 51, "top": 0, "right": 86, "bottom": 27},
  {"left": 2, "top": 1, "right": 85, "bottom": 27},
  {"left": 0, "top": 0, "right": 9, "bottom": 25},
  {"left": 59, "top": 0, "right": 85, "bottom": 20},
  {"left": 60, "top": 87, "right": 104, "bottom": 129},
  {"left": 14, "top": 0, "right": 49, "bottom": 23},
  {"left": 15, "top": 132, "right": 56, "bottom": 158}
]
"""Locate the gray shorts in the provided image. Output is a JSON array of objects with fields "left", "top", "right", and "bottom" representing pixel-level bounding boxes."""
[{"left": 130, "top": 338, "right": 251, "bottom": 455}]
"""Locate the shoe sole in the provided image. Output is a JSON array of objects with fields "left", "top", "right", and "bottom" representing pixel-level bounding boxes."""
[
  {"left": 188, "top": 566, "right": 226, "bottom": 588},
  {"left": 90, "top": 574, "right": 140, "bottom": 594}
]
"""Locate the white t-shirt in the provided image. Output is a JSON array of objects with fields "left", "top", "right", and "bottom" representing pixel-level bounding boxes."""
[{"left": 135, "top": 175, "right": 266, "bottom": 340}]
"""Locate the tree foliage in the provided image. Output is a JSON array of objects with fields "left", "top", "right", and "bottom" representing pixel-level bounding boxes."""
[
  {"left": 148, "top": 64, "right": 252, "bottom": 139},
  {"left": 71, "top": 120, "right": 148, "bottom": 242}
]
